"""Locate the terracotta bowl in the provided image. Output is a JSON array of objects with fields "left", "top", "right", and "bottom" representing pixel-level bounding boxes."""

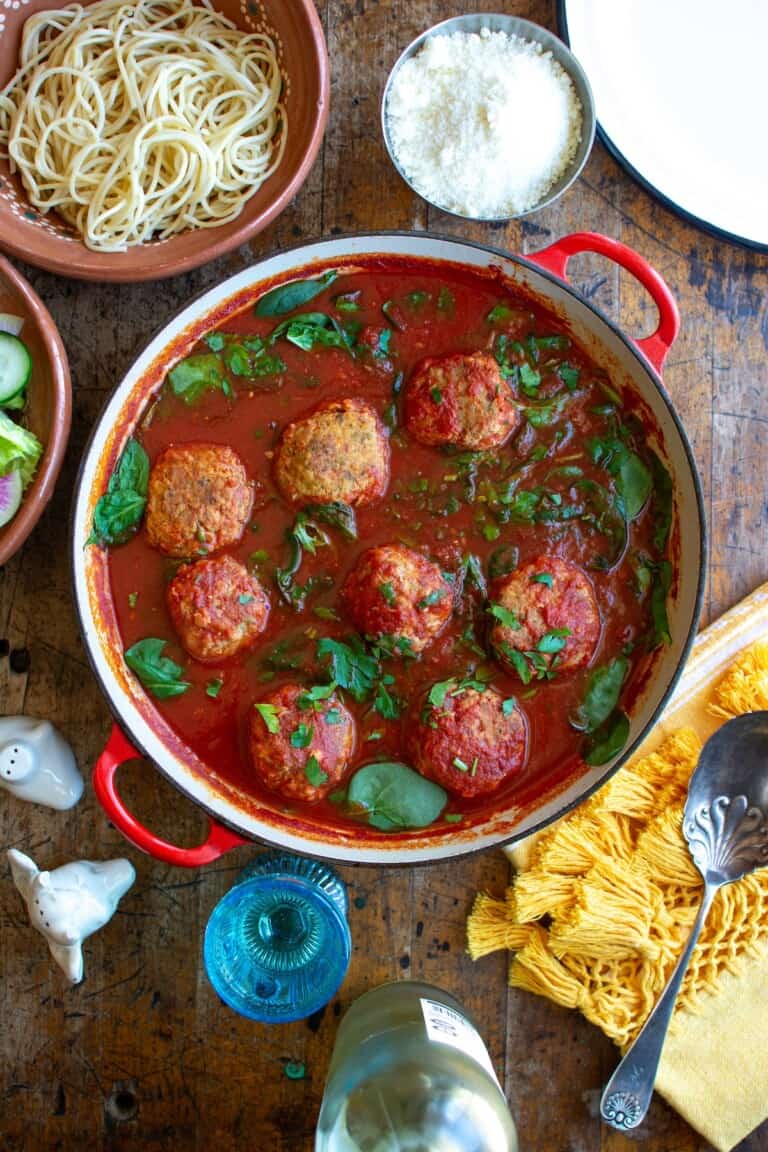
[
  {"left": 0, "top": 0, "right": 329, "bottom": 282},
  {"left": 0, "top": 255, "right": 71, "bottom": 566}
]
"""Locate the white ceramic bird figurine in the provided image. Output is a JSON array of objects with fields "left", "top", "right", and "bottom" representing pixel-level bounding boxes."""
[
  {"left": 8, "top": 849, "right": 135, "bottom": 983},
  {"left": 0, "top": 717, "right": 83, "bottom": 809}
]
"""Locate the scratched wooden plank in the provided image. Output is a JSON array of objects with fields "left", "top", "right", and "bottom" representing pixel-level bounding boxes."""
[{"left": 1, "top": 0, "right": 768, "bottom": 1149}]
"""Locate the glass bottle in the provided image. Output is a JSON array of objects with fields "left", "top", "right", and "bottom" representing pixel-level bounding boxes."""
[
  {"left": 315, "top": 980, "right": 518, "bottom": 1152},
  {"left": 203, "top": 850, "right": 351, "bottom": 1023}
]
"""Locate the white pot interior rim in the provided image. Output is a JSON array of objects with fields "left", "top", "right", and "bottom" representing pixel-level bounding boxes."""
[{"left": 72, "top": 232, "right": 707, "bottom": 864}]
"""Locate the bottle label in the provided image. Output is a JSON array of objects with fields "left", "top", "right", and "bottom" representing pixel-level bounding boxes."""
[{"left": 419, "top": 997, "right": 501, "bottom": 1087}]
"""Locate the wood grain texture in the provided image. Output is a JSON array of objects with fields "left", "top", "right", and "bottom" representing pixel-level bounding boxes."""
[{"left": 1, "top": 1, "right": 767, "bottom": 1149}]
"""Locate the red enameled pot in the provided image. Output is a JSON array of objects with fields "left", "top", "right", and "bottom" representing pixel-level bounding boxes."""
[{"left": 71, "top": 232, "right": 706, "bottom": 867}]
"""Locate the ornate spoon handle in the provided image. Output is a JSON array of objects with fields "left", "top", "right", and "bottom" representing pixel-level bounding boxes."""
[{"left": 600, "top": 882, "right": 717, "bottom": 1130}]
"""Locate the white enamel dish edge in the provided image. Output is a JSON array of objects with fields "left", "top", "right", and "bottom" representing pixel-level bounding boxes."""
[
  {"left": 72, "top": 232, "right": 706, "bottom": 866},
  {"left": 561, "top": 0, "right": 768, "bottom": 250}
]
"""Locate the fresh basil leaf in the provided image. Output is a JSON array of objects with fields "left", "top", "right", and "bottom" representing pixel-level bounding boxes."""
[
  {"left": 347, "top": 761, "right": 447, "bottom": 831},
  {"left": 531, "top": 572, "right": 553, "bottom": 588},
  {"left": 125, "top": 638, "right": 190, "bottom": 699},
  {"left": 304, "top": 501, "right": 357, "bottom": 540},
  {"left": 649, "top": 451, "right": 673, "bottom": 552},
  {"left": 89, "top": 438, "right": 149, "bottom": 547},
  {"left": 615, "top": 450, "right": 652, "bottom": 521},
  {"left": 650, "top": 559, "right": 672, "bottom": 646},
  {"left": 572, "top": 657, "right": 629, "bottom": 733},
  {"left": 255, "top": 270, "right": 337, "bottom": 316},
  {"left": 583, "top": 709, "right": 630, "bottom": 766},
  {"left": 587, "top": 435, "right": 651, "bottom": 521},
  {"left": 292, "top": 515, "right": 329, "bottom": 554},
  {"left": 169, "top": 354, "right": 227, "bottom": 404},
  {"left": 489, "top": 545, "right": 519, "bottom": 578},
  {"left": 205, "top": 332, "right": 225, "bottom": 352}
]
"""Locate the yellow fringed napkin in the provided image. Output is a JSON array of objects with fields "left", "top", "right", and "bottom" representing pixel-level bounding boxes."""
[{"left": 468, "top": 638, "right": 768, "bottom": 1152}]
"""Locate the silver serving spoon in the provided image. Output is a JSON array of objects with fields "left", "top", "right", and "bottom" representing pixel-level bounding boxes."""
[{"left": 600, "top": 711, "right": 768, "bottom": 1131}]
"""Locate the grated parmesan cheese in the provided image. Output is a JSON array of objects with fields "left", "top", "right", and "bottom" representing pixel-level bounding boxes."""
[{"left": 386, "top": 27, "right": 583, "bottom": 218}]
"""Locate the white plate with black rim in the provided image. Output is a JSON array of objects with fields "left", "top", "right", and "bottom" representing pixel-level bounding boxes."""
[{"left": 559, "top": 0, "right": 768, "bottom": 251}]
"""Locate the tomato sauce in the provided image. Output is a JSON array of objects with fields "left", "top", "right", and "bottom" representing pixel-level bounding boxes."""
[{"left": 105, "top": 259, "right": 672, "bottom": 829}]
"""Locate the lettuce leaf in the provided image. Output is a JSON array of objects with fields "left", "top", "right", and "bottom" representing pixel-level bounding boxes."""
[{"left": 0, "top": 410, "right": 42, "bottom": 489}]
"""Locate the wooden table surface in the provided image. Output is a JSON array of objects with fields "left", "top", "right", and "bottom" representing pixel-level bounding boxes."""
[{"left": 1, "top": 2, "right": 767, "bottom": 1149}]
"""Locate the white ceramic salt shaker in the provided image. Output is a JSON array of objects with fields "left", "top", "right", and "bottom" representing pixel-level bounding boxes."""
[
  {"left": 8, "top": 849, "right": 135, "bottom": 984},
  {"left": 0, "top": 717, "right": 83, "bottom": 809}
]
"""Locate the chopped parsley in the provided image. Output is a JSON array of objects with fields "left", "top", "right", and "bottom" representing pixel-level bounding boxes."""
[
  {"left": 488, "top": 603, "right": 521, "bottom": 629},
  {"left": 502, "top": 697, "right": 517, "bottom": 716},
  {"left": 530, "top": 572, "right": 554, "bottom": 588},
  {"left": 253, "top": 702, "right": 281, "bottom": 733},
  {"left": 289, "top": 723, "right": 313, "bottom": 749},
  {"left": 206, "top": 678, "right": 223, "bottom": 699},
  {"left": 430, "top": 387, "right": 443, "bottom": 404},
  {"left": 304, "top": 754, "right": 328, "bottom": 787}
]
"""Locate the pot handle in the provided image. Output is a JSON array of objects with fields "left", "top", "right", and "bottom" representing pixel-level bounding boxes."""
[
  {"left": 526, "top": 232, "right": 680, "bottom": 374},
  {"left": 93, "top": 724, "right": 248, "bottom": 867}
]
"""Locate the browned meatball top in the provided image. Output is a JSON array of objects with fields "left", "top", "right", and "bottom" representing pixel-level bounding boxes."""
[
  {"left": 406, "top": 685, "right": 527, "bottom": 799},
  {"left": 489, "top": 555, "right": 601, "bottom": 682},
  {"left": 404, "top": 351, "right": 519, "bottom": 450},
  {"left": 274, "top": 397, "right": 390, "bottom": 507},
  {"left": 248, "top": 682, "right": 355, "bottom": 803},
  {"left": 340, "top": 544, "right": 453, "bottom": 655},
  {"left": 167, "top": 554, "right": 269, "bottom": 664},
  {"left": 146, "top": 442, "right": 253, "bottom": 558}
]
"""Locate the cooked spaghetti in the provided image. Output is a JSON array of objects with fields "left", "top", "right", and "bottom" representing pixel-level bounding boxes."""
[{"left": 0, "top": 0, "right": 287, "bottom": 251}]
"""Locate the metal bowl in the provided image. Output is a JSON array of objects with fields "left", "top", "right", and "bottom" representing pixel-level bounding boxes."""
[{"left": 381, "top": 13, "right": 596, "bottom": 222}]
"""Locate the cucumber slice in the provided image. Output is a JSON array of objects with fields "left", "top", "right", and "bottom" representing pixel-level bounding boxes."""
[
  {"left": 0, "top": 468, "right": 22, "bottom": 528},
  {"left": 0, "top": 333, "right": 31, "bottom": 404}
]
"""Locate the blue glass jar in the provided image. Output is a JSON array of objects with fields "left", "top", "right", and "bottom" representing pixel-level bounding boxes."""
[{"left": 203, "top": 851, "right": 351, "bottom": 1023}]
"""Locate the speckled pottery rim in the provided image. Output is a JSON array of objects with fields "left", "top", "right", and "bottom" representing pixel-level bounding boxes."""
[
  {"left": 0, "top": 0, "right": 329, "bottom": 281},
  {"left": 0, "top": 253, "right": 70, "bottom": 566},
  {"left": 71, "top": 231, "right": 705, "bottom": 867},
  {"left": 381, "top": 13, "right": 596, "bottom": 223}
]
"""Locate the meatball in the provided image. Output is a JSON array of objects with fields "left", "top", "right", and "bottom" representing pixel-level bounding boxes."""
[
  {"left": 146, "top": 443, "right": 253, "bottom": 558},
  {"left": 340, "top": 544, "right": 453, "bottom": 655},
  {"left": 166, "top": 555, "right": 269, "bottom": 664},
  {"left": 274, "top": 397, "right": 389, "bottom": 507},
  {"left": 404, "top": 351, "right": 519, "bottom": 450},
  {"left": 407, "top": 685, "right": 527, "bottom": 798},
  {"left": 489, "top": 556, "right": 600, "bottom": 681},
  {"left": 248, "top": 682, "right": 355, "bottom": 802}
]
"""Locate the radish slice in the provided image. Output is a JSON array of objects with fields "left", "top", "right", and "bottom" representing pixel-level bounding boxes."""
[
  {"left": 0, "top": 468, "right": 22, "bottom": 527},
  {"left": 0, "top": 313, "right": 24, "bottom": 337}
]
